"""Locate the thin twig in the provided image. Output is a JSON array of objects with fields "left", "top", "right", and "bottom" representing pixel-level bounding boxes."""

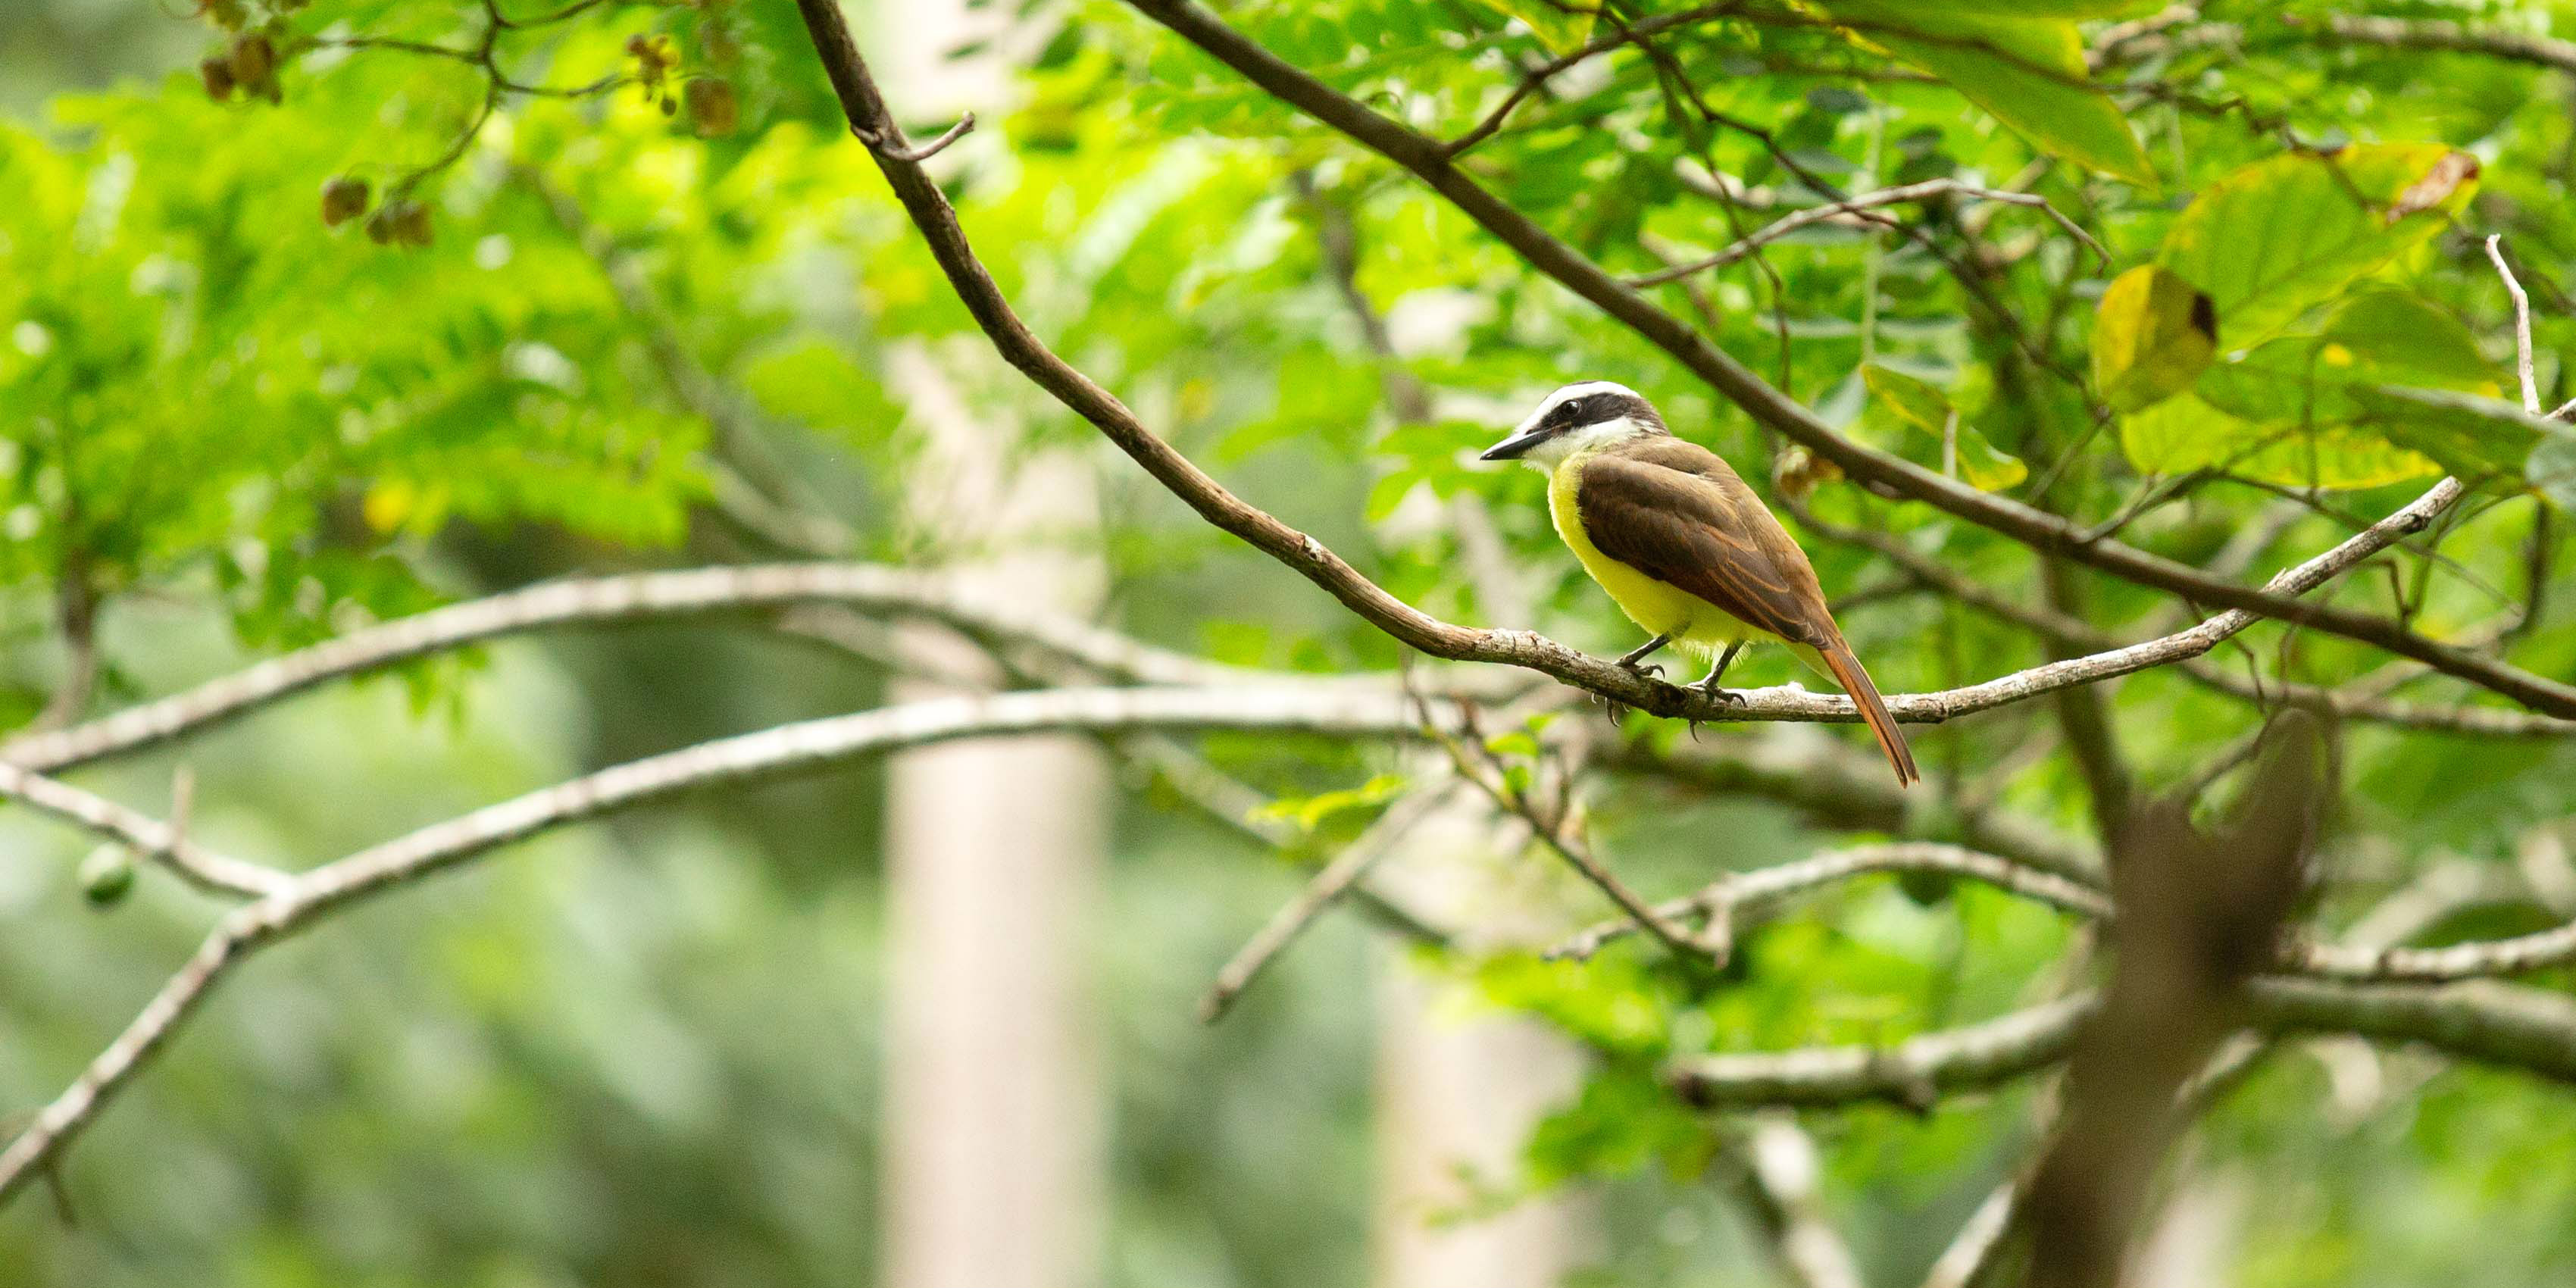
[
  {"left": 1629, "top": 179, "right": 2106, "bottom": 287},
  {"left": 1196, "top": 781, "right": 1458, "bottom": 1022},
  {"left": 0, "top": 763, "right": 288, "bottom": 899},
  {"left": 861, "top": 111, "right": 976, "bottom": 163},
  {"left": 1552, "top": 841, "right": 2110, "bottom": 962},
  {"left": 2489, "top": 234, "right": 2540, "bottom": 414}
]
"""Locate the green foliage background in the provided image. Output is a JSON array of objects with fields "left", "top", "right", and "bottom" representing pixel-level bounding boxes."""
[{"left": 6, "top": 2, "right": 2576, "bottom": 1285}]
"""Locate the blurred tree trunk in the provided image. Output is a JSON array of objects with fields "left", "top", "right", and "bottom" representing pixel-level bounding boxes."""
[
  {"left": 878, "top": 326, "right": 1106, "bottom": 1286},
  {"left": 1370, "top": 799, "right": 1599, "bottom": 1288},
  {"left": 873, "top": 8, "right": 1105, "bottom": 1285}
]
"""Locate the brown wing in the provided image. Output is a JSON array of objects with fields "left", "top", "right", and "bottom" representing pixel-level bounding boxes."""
[
  {"left": 1577, "top": 437, "right": 1921, "bottom": 786},
  {"left": 1574, "top": 439, "right": 1836, "bottom": 648}
]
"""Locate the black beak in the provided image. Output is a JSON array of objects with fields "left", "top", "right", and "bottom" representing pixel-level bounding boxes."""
[{"left": 1480, "top": 427, "right": 1548, "bottom": 461}]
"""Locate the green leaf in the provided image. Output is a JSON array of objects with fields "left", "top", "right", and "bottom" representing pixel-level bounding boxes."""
[
  {"left": 1861, "top": 364, "right": 2028, "bottom": 489},
  {"left": 2196, "top": 291, "right": 2500, "bottom": 427},
  {"left": 2533, "top": 435, "right": 2576, "bottom": 511},
  {"left": 1824, "top": 5, "right": 2156, "bottom": 186},
  {"left": 2159, "top": 144, "right": 2481, "bottom": 349},
  {"left": 1249, "top": 773, "right": 1410, "bottom": 833},
  {"left": 1469, "top": 0, "right": 1593, "bottom": 53},
  {"left": 2120, "top": 394, "right": 2438, "bottom": 489},
  {"left": 2092, "top": 264, "right": 2217, "bottom": 412},
  {"left": 2348, "top": 386, "right": 2562, "bottom": 481}
]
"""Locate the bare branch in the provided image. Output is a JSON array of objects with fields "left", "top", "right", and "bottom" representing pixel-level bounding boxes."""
[
  {"left": 1552, "top": 841, "right": 2111, "bottom": 962},
  {"left": 1727, "top": 1114, "right": 1868, "bottom": 1288},
  {"left": 0, "top": 682, "right": 1456, "bottom": 1209},
  {"left": 2300, "top": 14, "right": 2576, "bottom": 77},
  {"left": 2291, "top": 920, "right": 2576, "bottom": 983},
  {"left": 2490, "top": 234, "right": 2541, "bottom": 414},
  {"left": 1443, "top": 3, "right": 1743, "bottom": 156},
  {"left": 0, "top": 763, "right": 289, "bottom": 899},
  {"left": 1427, "top": 702, "right": 1717, "bottom": 964},
  {"left": 860, "top": 111, "right": 976, "bottom": 164},
  {"left": 1629, "top": 178, "right": 2106, "bottom": 287},
  {"left": 0, "top": 563, "right": 1270, "bottom": 775},
  {"left": 1670, "top": 993, "right": 2093, "bottom": 1110},
  {"left": 1667, "top": 975, "right": 2576, "bottom": 1111}
]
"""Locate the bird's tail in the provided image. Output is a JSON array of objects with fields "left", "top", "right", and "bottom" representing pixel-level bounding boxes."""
[{"left": 1816, "top": 639, "right": 1918, "bottom": 788}]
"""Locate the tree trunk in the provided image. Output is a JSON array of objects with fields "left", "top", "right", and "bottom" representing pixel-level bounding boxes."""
[{"left": 879, "top": 325, "right": 1105, "bottom": 1286}]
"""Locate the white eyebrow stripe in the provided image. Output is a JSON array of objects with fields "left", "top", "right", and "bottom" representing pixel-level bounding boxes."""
[
  {"left": 1530, "top": 380, "right": 1643, "bottom": 422},
  {"left": 1517, "top": 380, "right": 1648, "bottom": 436}
]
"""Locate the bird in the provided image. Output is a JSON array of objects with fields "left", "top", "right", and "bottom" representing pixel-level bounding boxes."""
[{"left": 1480, "top": 380, "right": 1919, "bottom": 787}]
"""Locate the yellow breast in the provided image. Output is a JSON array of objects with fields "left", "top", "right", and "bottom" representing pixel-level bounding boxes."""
[{"left": 1546, "top": 449, "right": 1755, "bottom": 656}]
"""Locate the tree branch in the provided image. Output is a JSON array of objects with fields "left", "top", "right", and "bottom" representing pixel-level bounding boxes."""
[
  {"left": 0, "top": 681, "right": 1456, "bottom": 1210},
  {"left": 0, "top": 764, "right": 289, "bottom": 899},
  {"left": 1629, "top": 178, "right": 2106, "bottom": 287},
  {"left": 0, "top": 562, "right": 1271, "bottom": 775},
  {"left": 1121, "top": 0, "right": 2576, "bottom": 719},
  {"left": 1552, "top": 841, "right": 2112, "bottom": 962},
  {"left": 2301, "top": 14, "right": 2576, "bottom": 77},
  {"left": 787, "top": 2, "right": 2564, "bottom": 756},
  {"left": 1667, "top": 975, "right": 2576, "bottom": 1111}
]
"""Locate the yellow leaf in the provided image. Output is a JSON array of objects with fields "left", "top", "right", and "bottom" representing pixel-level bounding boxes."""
[
  {"left": 2092, "top": 264, "right": 2216, "bottom": 413},
  {"left": 363, "top": 479, "right": 416, "bottom": 533}
]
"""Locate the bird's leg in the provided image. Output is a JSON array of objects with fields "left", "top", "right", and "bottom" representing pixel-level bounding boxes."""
[
  {"left": 1692, "top": 641, "right": 1748, "bottom": 706},
  {"left": 1614, "top": 632, "right": 1674, "bottom": 680}
]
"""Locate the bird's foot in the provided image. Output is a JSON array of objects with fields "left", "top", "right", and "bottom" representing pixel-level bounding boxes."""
[
  {"left": 1692, "top": 680, "right": 1748, "bottom": 707},
  {"left": 1618, "top": 658, "right": 1666, "bottom": 681}
]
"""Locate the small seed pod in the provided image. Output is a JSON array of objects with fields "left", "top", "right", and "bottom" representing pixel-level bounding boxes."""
[
  {"left": 684, "top": 77, "right": 738, "bottom": 137},
  {"left": 200, "top": 56, "right": 236, "bottom": 102},
  {"left": 393, "top": 200, "right": 433, "bottom": 248},
  {"left": 363, "top": 204, "right": 399, "bottom": 245},
  {"left": 80, "top": 843, "right": 137, "bottom": 908},
  {"left": 230, "top": 33, "right": 276, "bottom": 87},
  {"left": 320, "top": 175, "right": 370, "bottom": 227}
]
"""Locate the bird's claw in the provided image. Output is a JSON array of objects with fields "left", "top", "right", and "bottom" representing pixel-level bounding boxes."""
[
  {"left": 1619, "top": 658, "right": 1666, "bottom": 680},
  {"left": 1693, "top": 683, "right": 1747, "bottom": 707}
]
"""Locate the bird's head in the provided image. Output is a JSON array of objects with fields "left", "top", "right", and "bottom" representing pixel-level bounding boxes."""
[{"left": 1480, "top": 380, "right": 1668, "bottom": 469}]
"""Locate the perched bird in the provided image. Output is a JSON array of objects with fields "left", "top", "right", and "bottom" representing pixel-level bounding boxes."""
[{"left": 1480, "top": 381, "right": 1918, "bottom": 786}]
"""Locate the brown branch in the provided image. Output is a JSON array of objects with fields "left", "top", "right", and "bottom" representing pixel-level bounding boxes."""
[
  {"left": 2018, "top": 717, "right": 2321, "bottom": 1288},
  {"left": 1443, "top": 2, "right": 1744, "bottom": 156},
  {"left": 788, "top": 4, "right": 2567, "bottom": 755},
  {"left": 2301, "top": 14, "right": 2576, "bottom": 77},
  {"left": 1118, "top": 0, "right": 2576, "bottom": 720},
  {"left": 1629, "top": 178, "right": 2106, "bottom": 286}
]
